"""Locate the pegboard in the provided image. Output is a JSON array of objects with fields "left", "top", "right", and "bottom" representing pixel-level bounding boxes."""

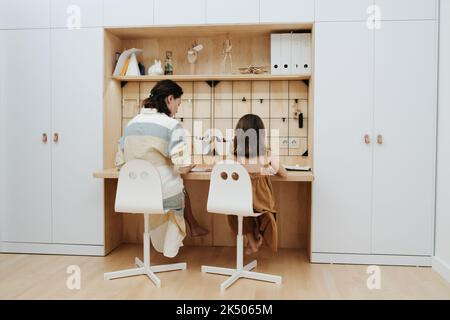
[{"left": 121, "top": 80, "right": 310, "bottom": 165}]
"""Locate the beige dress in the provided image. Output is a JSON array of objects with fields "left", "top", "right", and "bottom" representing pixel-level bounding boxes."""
[{"left": 227, "top": 170, "right": 278, "bottom": 252}]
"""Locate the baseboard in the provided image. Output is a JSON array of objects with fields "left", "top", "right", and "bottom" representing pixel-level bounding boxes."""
[
  {"left": 0, "top": 241, "right": 104, "bottom": 256},
  {"left": 311, "top": 252, "right": 432, "bottom": 267},
  {"left": 432, "top": 256, "right": 450, "bottom": 282}
]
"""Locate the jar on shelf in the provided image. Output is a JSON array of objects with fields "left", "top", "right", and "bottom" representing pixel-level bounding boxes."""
[{"left": 164, "top": 51, "right": 174, "bottom": 75}]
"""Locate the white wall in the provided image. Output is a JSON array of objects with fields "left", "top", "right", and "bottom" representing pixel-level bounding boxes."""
[{"left": 434, "top": 0, "right": 450, "bottom": 283}]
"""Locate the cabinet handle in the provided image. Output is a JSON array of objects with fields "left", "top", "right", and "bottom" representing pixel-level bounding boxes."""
[
  {"left": 53, "top": 132, "right": 59, "bottom": 143},
  {"left": 377, "top": 134, "right": 383, "bottom": 145},
  {"left": 42, "top": 133, "right": 48, "bottom": 143},
  {"left": 364, "top": 134, "right": 371, "bottom": 145}
]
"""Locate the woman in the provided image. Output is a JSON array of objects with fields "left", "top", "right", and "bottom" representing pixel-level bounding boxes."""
[
  {"left": 229, "top": 114, "right": 288, "bottom": 254},
  {"left": 115, "top": 80, "right": 208, "bottom": 258}
]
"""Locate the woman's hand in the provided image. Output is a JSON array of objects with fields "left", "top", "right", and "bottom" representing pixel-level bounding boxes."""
[{"left": 178, "top": 164, "right": 196, "bottom": 174}]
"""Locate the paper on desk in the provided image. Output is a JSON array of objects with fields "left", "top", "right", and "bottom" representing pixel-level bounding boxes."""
[{"left": 190, "top": 166, "right": 212, "bottom": 172}]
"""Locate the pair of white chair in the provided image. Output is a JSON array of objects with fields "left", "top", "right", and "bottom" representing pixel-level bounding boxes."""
[{"left": 104, "top": 159, "right": 282, "bottom": 291}]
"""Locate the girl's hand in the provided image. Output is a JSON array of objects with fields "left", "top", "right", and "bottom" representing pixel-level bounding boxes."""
[{"left": 269, "top": 157, "right": 288, "bottom": 178}]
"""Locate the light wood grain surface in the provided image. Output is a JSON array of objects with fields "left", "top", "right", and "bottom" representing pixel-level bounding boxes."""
[
  {"left": 1, "top": 244, "right": 449, "bottom": 300},
  {"left": 113, "top": 74, "right": 311, "bottom": 81},
  {"left": 107, "top": 23, "right": 313, "bottom": 39},
  {"left": 119, "top": 180, "right": 311, "bottom": 250}
]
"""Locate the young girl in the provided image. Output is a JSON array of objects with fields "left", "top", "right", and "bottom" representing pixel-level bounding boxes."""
[{"left": 228, "top": 114, "right": 288, "bottom": 254}]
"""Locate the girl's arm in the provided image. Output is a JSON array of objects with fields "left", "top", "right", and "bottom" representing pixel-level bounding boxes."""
[{"left": 268, "top": 156, "right": 288, "bottom": 178}]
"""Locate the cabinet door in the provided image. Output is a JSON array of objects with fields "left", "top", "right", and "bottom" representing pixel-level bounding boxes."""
[
  {"left": 375, "top": 0, "right": 437, "bottom": 20},
  {"left": 315, "top": 0, "right": 373, "bottom": 22},
  {"left": 206, "top": 0, "right": 259, "bottom": 24},
  {"left": 51, "top": 0, "right": 103, "bottom": 28},
  {"left": 154, "top": 0, "right": 206, "bottom": 25},
  {"left": 312, "top": 22, "right": 374, "bottom": 254},
  {"left": 372, "top": 21, "right": 437, "bottom": 256},
  {"left": 51, "top": 28, "right": 104, "bottom": 245},
  {"left": 0, "top": 31, "right": 4, "bottom": 241},
  {"left": 104, "top": 0, "right": 154, "bottom": 27},
  {"left": 260, "top": 0, "right": 314, "bottom": 23},
  {"left": 0, "top": 30, "right": 52, "bottom": 243},
  {"left": 0, "top": 0, "right": 50, "bottom": 29}
]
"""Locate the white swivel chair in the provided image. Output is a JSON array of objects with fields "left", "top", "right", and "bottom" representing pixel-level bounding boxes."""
[
  {"left": 104, "top": 159, "right": 187, "bottom": 287},
  {"left": 201, "top": 161, "right": 282, "bottom": 292}
]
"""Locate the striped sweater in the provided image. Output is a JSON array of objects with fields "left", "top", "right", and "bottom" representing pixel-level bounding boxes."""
[{"left": 115, "top": 108, "right": 191, "bottom": 257}]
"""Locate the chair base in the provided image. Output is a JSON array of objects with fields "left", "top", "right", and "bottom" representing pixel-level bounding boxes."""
[
  {"left": 202, "top": 260, "right": 282, "bottom": 292},
  {"left": 104, "top": 257, "right": 187, "bottom": 288}
]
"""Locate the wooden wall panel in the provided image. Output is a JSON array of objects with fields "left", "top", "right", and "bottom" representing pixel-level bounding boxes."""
[
  {"left": 121, "top": 34, "right": 270, "bottom": 76},
  {"left": 104, "top": 179, "right": 122, "bottom": 255},
  {"left": 104, "top": 31, "right": 123, "bottom": 169},
  {"left": 120, "top": 181, "right": 311, "bottom": 250}
]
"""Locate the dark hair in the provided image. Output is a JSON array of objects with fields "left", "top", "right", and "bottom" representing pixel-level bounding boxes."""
[
  {"left": 141, "top": 80, "right": 183, "bottom": 116},
  {"left": 233, "top": 114, "right": 267, "bottom": 158}
]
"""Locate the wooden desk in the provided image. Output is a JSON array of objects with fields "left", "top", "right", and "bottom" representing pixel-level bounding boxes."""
[
  {"left": 94, "top": 168, "right": 313, "bottom": 257},
  {"left": 93, "top": 168, "right": 314, "bottom": 182}
]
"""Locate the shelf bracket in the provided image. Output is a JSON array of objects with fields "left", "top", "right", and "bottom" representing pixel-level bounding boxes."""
[{"left": 206, "top": 80, "right": 220, "bottom": 88}]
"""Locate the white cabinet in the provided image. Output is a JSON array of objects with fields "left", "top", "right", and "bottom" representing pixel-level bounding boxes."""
[
  {"left": 154, "top": 0, "right": 206, "bottom": 25},
  {"left": 315, "top": 0, "right": 373, "bottom": 22},
  {"left": 372, "top": 21, "right": 436, "bottom": 255},
  {"left": 0, "top": 28, "right": 104, "bottom": 251},
  {"left": 375, "top": 0, "right": 437, "bottom": 20},
  {"left": 313, "top": 22, "right": 374, "bottom": 254},
  {"left": 104, "top": 0, "right": 154, "bottom": 27},
  {"left": 315, "top": 0, "right": 437, "bottom": 22},
  {"left": 51, "top": 0, "right": 103, "bottom": 28},
  {"left": 51, "top": 28, "right": 104, "bottom": 245},
  {"left": 0, "top": 31, "right": 4, "bottom": 241},
  {"left": 0, "top": 0, "right": 50, "bottom": 29},
  {"left": 206, "top": 0, "right": 259, "bottom": 24},
  {"left": 0, "top": 30, "right": 53, "bottom": 243},
  {"left": 260, "top": 0, "right": 314, "bottom": 23},
  {"left": 313, "top": 20, "right": 437, "bottom": 260}
]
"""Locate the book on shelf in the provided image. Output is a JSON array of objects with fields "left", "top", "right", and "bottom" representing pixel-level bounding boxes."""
[
  {"left": 125, "top": 53, "right": 141, "bottom": 76},
  {"left": 120, "top": 57, "right": 130, "bottom": 76},
  {"left": 113, "top": 48, "right": 143, "bottom": 76}
]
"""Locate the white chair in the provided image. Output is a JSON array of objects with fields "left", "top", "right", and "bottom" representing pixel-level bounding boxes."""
[
  {"left": 201, "top": 161, "right": 282, "bottom": 292},
  {"left": 104, "top": 159, "right": 187, "bottom": 287}
]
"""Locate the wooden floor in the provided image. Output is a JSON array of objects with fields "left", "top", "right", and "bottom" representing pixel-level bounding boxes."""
[{"left": 1, "top": 244, "right": 449, "bottom": 300}]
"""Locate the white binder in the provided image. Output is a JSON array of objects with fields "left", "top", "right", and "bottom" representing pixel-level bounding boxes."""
[
  {"left": 271, "top": 32, "right": 312, "bottom": 75},
  {"left": 291, "top": 33, "right": 312, "bottom": 75},
  {"left": 280, "top": 33, "right": 292, "bottom": 75},
  {"left": 271, "top": 34, "right": 281, "bottom": 75}
]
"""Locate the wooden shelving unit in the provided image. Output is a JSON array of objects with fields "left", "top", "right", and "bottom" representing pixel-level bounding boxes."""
[
  {"left": 102, "top": 24, "right": 315, "bottom": 253},
  {"left": 112, "top": 74, "right": 311, "bottom": 82}
]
